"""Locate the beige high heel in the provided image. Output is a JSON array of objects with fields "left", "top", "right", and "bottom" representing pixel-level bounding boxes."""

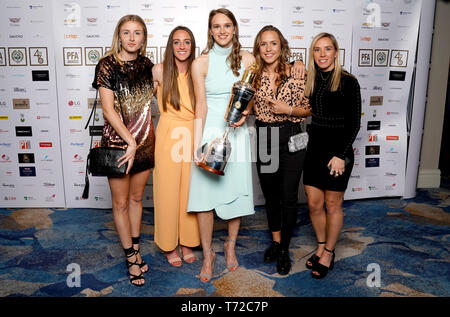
[
  {"left": 199, "top": 248, "right": 215, "bottom": 283},
  {"left": 224, "top": 238, "right": 239, "bottom": 271}
]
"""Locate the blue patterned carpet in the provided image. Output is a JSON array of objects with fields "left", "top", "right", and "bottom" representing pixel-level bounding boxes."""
[{"left": 0, "top": 188, "right": 449, "bottom": 301}]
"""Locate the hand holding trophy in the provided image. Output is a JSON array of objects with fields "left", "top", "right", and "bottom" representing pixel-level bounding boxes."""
[{"left": 197, "top": 64, "right": 257, "bottom": 175}]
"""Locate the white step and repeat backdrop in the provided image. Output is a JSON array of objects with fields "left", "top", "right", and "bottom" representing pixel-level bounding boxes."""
[{"left": 0, "top": 0, "right": 422, "bottom": 208}]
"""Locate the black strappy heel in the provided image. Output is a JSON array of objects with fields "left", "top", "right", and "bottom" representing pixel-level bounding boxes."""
[
  {"left": 311, "top": 247, "right": 335, "bottom": 279},
  {"left": 305, "top": 241, "right": 326, "bottom": 270},
  {"left": 132, "top": 236, "right": 148, "bottom": 273},
  {"left": 124, "top": 246, "right": 145, "bottom": 287}
]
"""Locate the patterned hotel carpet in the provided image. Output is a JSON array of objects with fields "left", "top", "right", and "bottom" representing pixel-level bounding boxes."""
[{"left": 0, "top": 188, "right": 449, "bottom": 298}]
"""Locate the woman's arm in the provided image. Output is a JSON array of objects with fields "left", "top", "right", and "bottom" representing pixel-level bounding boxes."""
[
  {"left": 152, "top": 63, "right": 163, "bottom": 95},
  {"left": 191, "top": 54, "right": 209, "bottom": 163},
  {"left": 327, "top": 75, "right": 361, "bottom": 177},
  {"left": 99, "top": 87, "right": 137, "bottom": 174},
  {"left": 265, "top": 71, "right": 311, "bottom": 118}
]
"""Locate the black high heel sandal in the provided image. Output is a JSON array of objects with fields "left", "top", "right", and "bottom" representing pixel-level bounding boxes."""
[
  {"left": 306, "top": 241, "right": 326, "bottom": 270},
  {"left": 124, "top": 246, "right": 145, "bottom": 287},
  {"left": 311, "top": 247, "right": 335, "bottom": 279},
  {"left": 132, "top": 236, "right": 148, "bottom": 273}
]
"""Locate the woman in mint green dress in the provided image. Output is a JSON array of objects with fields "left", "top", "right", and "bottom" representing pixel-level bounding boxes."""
[{"left": 188, "top": 8, "right": 256, "bottom": 282}]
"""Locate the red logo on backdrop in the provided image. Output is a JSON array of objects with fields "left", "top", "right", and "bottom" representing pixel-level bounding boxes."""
[
  {"left": 386, "top": 136, "right": 399, "bottom": 141},
  {"left": 20, "top": 140, "right": 31, "bottom": 149},
  {"left": 39, "top": 142, "right": 52, "bottom": 147}
]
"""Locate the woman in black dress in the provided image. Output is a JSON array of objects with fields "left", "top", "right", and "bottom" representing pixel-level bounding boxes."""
[
  {"left": 92, "top": 15, "right": 155, "bottom": 286},
  {"left": 303, "top": 33, "right": 361, "bottom": 279}
]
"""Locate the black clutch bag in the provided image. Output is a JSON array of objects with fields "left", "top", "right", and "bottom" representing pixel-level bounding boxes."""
[
  {"left": 87, "top": 146, "right": 127, "bottom": 177},
  {"left": 82, "top": 89, "right": 128, "bottom": 199}
]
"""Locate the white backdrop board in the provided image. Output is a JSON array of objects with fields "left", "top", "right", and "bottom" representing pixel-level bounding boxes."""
[{"left": 0, "top": 0, "right": 424, "bottom": 208}]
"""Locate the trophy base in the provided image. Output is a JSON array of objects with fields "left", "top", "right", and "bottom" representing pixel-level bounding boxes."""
[{"left": 198, "top": 162, "right": 224, "bottom": 176}]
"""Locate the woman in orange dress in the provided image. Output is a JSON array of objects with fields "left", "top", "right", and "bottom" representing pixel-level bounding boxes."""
[{"left": 152, "top": 26, "right": 200, "bottom": 266}]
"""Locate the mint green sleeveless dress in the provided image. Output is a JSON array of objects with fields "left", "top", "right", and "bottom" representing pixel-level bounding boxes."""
[{"left": 187, "top": 43, "right": 255, "bottom": 220}]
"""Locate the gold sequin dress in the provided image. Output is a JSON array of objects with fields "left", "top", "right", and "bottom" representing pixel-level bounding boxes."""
[{"left": 92, "top": 54, "right": 155, "bottom": 174}]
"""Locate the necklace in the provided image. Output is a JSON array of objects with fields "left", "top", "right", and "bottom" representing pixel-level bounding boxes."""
[{"left": 318, "top": 71, "right": 331, "bottom": 81}]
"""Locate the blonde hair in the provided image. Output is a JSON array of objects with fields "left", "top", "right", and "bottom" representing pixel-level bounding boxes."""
[
  {"left": 305, "top": 32, "right": 342, "bottom": 97},
  {"left": 203, "top": 8, "right": 241, "bottom": 77},
  {"left": 103, "top": 15, "right": 147, "bottom": 65}
]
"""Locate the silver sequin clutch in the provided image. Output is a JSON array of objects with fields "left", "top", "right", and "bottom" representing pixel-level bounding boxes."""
[{"left": 288, "top": 131, "right": 308, "bottom": 152}]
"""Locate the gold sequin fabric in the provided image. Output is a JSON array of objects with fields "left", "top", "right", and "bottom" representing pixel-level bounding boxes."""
[{"left": 92, "top": 54, "right": 155, "bottom": 174}]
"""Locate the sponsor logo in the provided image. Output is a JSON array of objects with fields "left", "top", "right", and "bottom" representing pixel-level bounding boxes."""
[
  {"left": 390, "top": 50, "right": 408, "bottom": 67},
  {"left": 375, "top": 49, "right": 389, "bottom": 67},
  {"left": 385, "top": 184, "right": 397, "bottom": 191},
  {"left": 359, "top": 49, "right": 373, "bottom": 67},
  {"left": 85, "top": 47, "right": 102, "bottom": 65},
  {"left": 370, "top": 96, "right": 383, "bottom": 106},
  {"left": 13, "top": 87, "right": 26, "bottom": 93},
  {"left": 39, "top": 142, "right": 52, "bottom": 147},
  {"left": 369, "top": 134, "right": 378, "bottom": 142},
  {"left": 19, "top": 166, "right": 36, "bottom": 177},
  {"left": 1, "top": 154, "right": 12, "bottom": 163},
  {"left": 386, "top": 147, "right": 398, "bottom": 154},
  {"left": 63, "top": 47, "right": 82, "bottom": 66},
  {"left": 386, "top": 136, "right": 399, "bottom": 141},
  {"left": 365, "top": 157, "right": 380, "bottom": 168},
  {"left": 18, "top": 153, "right": 35, "bottom": 163},
  {"left": 8, "top": 47, "right": 27, "bottom": 66},
  {"left": 15, "top": 126, "right": 32, "bottom": 137},
  {"left": 365, "top": 145, "right": 380, "bottom": 155},
  {"left": 367, "top": 121, "right": 381, "bottom": 130},
  {"left": 31, "top": 70, "right": 49, "bottom": 81},
  {"left": 19, "top": 140, "right": 31, "bottom": 149},
  {"left": 389, "top": 71, "right": 406, "bottom": 81},
  {"left": 289, "top": 48, "right": 306, "bottom": 63},
  {"left": 68, "top": 100, "right": 81, "bottom": 107},
  {"left": 89, "top": 126, "right": 103, "bottom": 136},
  {"left": 73, "top": 154, "right": 84, "bottom": 162}
]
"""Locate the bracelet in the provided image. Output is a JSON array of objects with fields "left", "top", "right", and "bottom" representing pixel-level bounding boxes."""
[{"left": 288, "top": 106, "right": 293, "bottom": 116}]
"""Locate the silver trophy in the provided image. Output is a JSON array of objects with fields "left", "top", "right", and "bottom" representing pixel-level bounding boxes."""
[{"left": 198, "top": 66, "right": 256, "bottom": 176}]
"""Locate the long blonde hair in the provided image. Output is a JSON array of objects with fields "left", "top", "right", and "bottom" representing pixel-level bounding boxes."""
[
  {"left": 253, "top": 25, "right": 290, "bottom": 90},
  {"left": 203, "top": 8, "right": 242, "bottom": 77},
  {"left": 162, "top": 26, "right": 196, "bottom": 111},
  {"left": 103, "top": 15, "right": 148, "bottom": 65},
  {"left": 305, "top": 32, "right": 342, "bottom": 97}
]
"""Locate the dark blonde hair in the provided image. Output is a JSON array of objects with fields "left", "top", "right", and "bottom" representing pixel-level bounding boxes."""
[
  {"left": 104, "top": 15, "right": 147, "bottom": 65},
  {"left": 204, "top": 8, "right": 241, "bottom": 77},
  {"left": 253, "top": 25, "right": 290, "bottom": 90},
  {"left": 305, "top": 32, "right": 342, "bottom": 96},
  {"left": 162, "top": 26, "right": 196, "bottom": 111}
]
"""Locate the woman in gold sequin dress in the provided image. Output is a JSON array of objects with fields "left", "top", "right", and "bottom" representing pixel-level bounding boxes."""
[{"left": 92, "top": 15, "right": 155, "bottom": 287}]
